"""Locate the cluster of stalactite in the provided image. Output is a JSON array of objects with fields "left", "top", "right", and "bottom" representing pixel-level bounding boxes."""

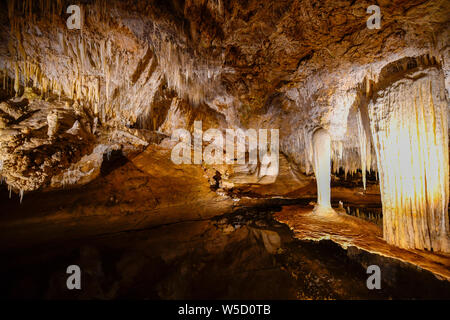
[
  {"left": 5, "top": 0, "right": 107, "bottom": 120},
  {"left": 282, "top": 123, "right": 377, "bottom": 183},
  {"left": 344, "top": 205, "right": 383, "bottom": 228},
  {"left": 3, "top": 0, "right": 223, "bottom": 130},
  {"left": 281, "top": 126, "right": 315, "bottom": 175}
]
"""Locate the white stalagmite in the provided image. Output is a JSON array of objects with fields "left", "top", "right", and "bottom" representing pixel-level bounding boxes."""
[
  {"left": 369, "top": 67, "right": 449, "bottom": 252},
  {"left": 312, "top": 128, "right": 335, "bottom": 216}
]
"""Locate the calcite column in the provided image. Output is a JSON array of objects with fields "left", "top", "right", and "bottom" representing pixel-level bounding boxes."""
[
  {"left": 368, "top": 67, "right": 449, "bottom": 252},
  {"left": 312, "top": 128, "right": 335, "bottom": 215}
]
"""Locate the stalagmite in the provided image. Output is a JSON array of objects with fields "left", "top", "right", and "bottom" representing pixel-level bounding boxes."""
[
  {"left": 369, "top": 66, "right": 449, "bottom": 252},
  {"left": 312, "top": 128, "right": 335, "bottom": 216}
]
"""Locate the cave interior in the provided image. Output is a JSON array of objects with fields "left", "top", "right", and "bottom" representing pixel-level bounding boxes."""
[{"left": 0, "top": 0, "right": 449, "bottom": 300}]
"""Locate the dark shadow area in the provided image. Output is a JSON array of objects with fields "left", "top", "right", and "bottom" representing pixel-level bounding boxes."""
[
  {"left": 0, "top": 205, "right": 449, "bottom": 299},
  {"left": 100, "top": 150, "right": 129, "bottom": 176}
]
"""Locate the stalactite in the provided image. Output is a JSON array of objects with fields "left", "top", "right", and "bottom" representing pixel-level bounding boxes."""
[
  {"left": 369, "top": 66, "right": 449, "bottom": 252},
  {"left": 356, "top": 109, "right": 368, "bottom": 190},
  {"left": 4, "top": 0, "right": 224, "bottom": 128},
  {"left": 281, "top": 126, "right": 315, "bottom": 175}
]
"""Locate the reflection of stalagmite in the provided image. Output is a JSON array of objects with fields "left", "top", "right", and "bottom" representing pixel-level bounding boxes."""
[
  {"left": 312, "top": 128, "right": 335, "bottom": 215},
  {"left": 369, "top": 67, "right": 449, "bottom": 252}
]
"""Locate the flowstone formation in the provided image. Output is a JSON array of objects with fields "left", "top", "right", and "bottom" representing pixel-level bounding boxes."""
[{"left": 368, "top": 63, "right": 449, "bottom": 252}]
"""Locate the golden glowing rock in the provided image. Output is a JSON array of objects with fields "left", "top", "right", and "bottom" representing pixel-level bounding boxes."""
[{"left": 369, "top": 67, "right": 449, "bottom": 252}]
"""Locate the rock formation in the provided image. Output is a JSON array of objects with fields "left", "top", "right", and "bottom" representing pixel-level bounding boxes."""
[
  {"left": 312, "top": 128, "right": 335, "bottom": 216},
  {"left": 369, "top": 64, "right": 449, "bottom": 252}
]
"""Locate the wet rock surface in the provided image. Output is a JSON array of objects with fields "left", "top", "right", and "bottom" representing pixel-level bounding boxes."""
[
  {"left": 1, "top": 204, "right": 449, "bottom": 299},
  {"left": 275, "top": 205, "right": 450, "bottom": 282}
]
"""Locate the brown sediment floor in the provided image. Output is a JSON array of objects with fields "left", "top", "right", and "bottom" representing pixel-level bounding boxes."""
[{"left": 274, "top": 205, "right": 450, "bottom": 281}]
